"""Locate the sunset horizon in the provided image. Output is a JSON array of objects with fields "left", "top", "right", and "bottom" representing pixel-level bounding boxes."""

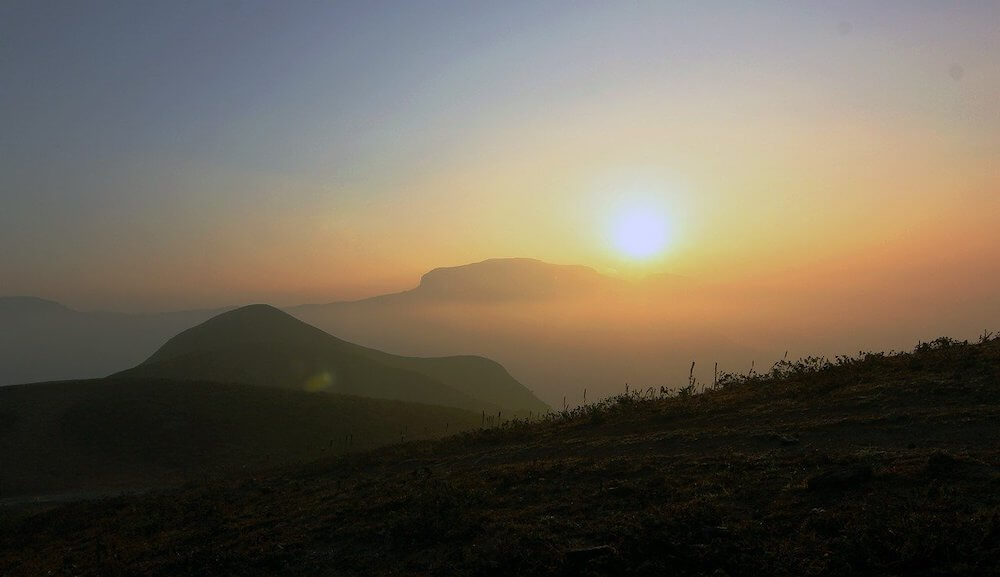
[
  {"left": 2, "top": 3, "right": 998, "bottom": 575},
  {"left": 3, "top": 2, "right": 997, "bottom": 315}
]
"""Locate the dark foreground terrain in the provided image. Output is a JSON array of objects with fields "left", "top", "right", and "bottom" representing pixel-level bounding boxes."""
[
  {"left": 2, "top": 337, "right": 998, "bottom": 576},
  {"left": 0, "top": 378, "right": 481, "bottom": 498}
]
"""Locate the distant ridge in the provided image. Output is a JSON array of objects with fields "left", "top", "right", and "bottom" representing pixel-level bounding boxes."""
[
  {"left": 286, "top": 257, "right": 724, "bottom": 409},
  {"left": 0, "top": 298, "right": 224, "bottom": 386},
  {"left": 2, "top": 258, "right": 694, "bottom": 402},
  {"left": 296, "top": 258, "right": 627, "bottom": 307},
  {"left": 116, "top": 304, "right": 548, "bottom": 413},
  {"left": 412, "top": 258, "right": 622, "bottom": 301},
  {"left": 0, "top": 296, "right": 70, "bottom": 314}
]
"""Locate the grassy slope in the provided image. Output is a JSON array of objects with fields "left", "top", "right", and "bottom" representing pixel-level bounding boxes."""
[
  {"left": 2, "top": 338, "right": 998, "bottom": 576},
  {"left": 0, "top": 378, "right": 480, "bottom": 498}
]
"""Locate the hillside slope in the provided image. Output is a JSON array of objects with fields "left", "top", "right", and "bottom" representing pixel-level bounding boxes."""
[
  {"left": 116, "top": 304, "right": 548, "bottom": 413},
  {"left": 3, "top": 337, "right": 998, "bottom": 575},
  {"left": 0, "top": 378, "right": 480, "bottom": 498}
]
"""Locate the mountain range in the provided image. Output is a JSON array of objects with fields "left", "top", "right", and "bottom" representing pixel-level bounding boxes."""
[{"left": 0, "top": 258, "right": 754, "bottom": 405}]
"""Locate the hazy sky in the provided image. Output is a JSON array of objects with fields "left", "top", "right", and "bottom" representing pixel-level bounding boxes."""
[{"left": 2, "top": 1, "right": 997, "bottom": 311}]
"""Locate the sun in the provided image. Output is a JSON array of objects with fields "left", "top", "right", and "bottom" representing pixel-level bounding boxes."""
[{"left": 612, "top": 206, "right": 672, "bottom": 260}]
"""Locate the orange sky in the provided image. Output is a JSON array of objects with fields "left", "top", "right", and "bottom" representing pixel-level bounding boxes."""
[{"left": 2, "top": 3, "right": 997, "bottom": 315}]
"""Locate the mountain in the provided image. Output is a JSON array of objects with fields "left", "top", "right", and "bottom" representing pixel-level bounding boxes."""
[
  {"left": 115, "top": 304, "right": 548, "bottom": 414},
  {"left": 1, "top": 258, "right": 740, "bottom": 407},
  {"left": 0, "top": 297, "right": 223, "bottom": 386},
  {"left": 0, "top": 377, "right": 480, "bottom": 497},
  {"left": 339, "top": 258, "right": 628, "bottom": 304}
]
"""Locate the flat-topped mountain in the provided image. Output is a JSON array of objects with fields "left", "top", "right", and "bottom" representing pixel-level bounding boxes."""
[
  {"left": 294, "top": 259, "right": 629, "bottom": 307},
  {"left": 408, "top": 258, "right": 625, "bottom": 302},
  {"left": 115, "top": 304, "right": 548, "bottom": 414}
]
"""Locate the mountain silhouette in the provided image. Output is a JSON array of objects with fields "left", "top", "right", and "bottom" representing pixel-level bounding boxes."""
[
  {"left": 0, "top": 258, "right": 706, "bottom": 403},
  {"left": 413, "top": 258, "right": 625, "bottom": 301},
  {"left": 303, "top": 258, "right": 628, "bottom": 306},
  {"left": 115, "top": 304, "right": 547, "bottom": 413}
]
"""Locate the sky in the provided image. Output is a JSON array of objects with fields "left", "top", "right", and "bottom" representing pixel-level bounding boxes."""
[{"left": 1, "top": 1, "right": 998, "bottom": 312}]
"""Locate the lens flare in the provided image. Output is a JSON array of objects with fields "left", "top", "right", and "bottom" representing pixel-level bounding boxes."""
[{"left": 303, "top": 370, "right": 335, "bottom": 392}]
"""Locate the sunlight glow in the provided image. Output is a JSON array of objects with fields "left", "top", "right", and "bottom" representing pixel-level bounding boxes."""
[{"left": 612, "top": 206, "right": 672, "bottom": 260}]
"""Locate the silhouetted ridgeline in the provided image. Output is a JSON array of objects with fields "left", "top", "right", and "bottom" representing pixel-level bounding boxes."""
[
  {"left": 1, "top": 260, "right": 732, "bottom": 408},
  {"left": 333, "top": 258, "right": 631, "bottom": 303},
  {"left": 114, "top": 304, "right": 548, "bottom": 414}
]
